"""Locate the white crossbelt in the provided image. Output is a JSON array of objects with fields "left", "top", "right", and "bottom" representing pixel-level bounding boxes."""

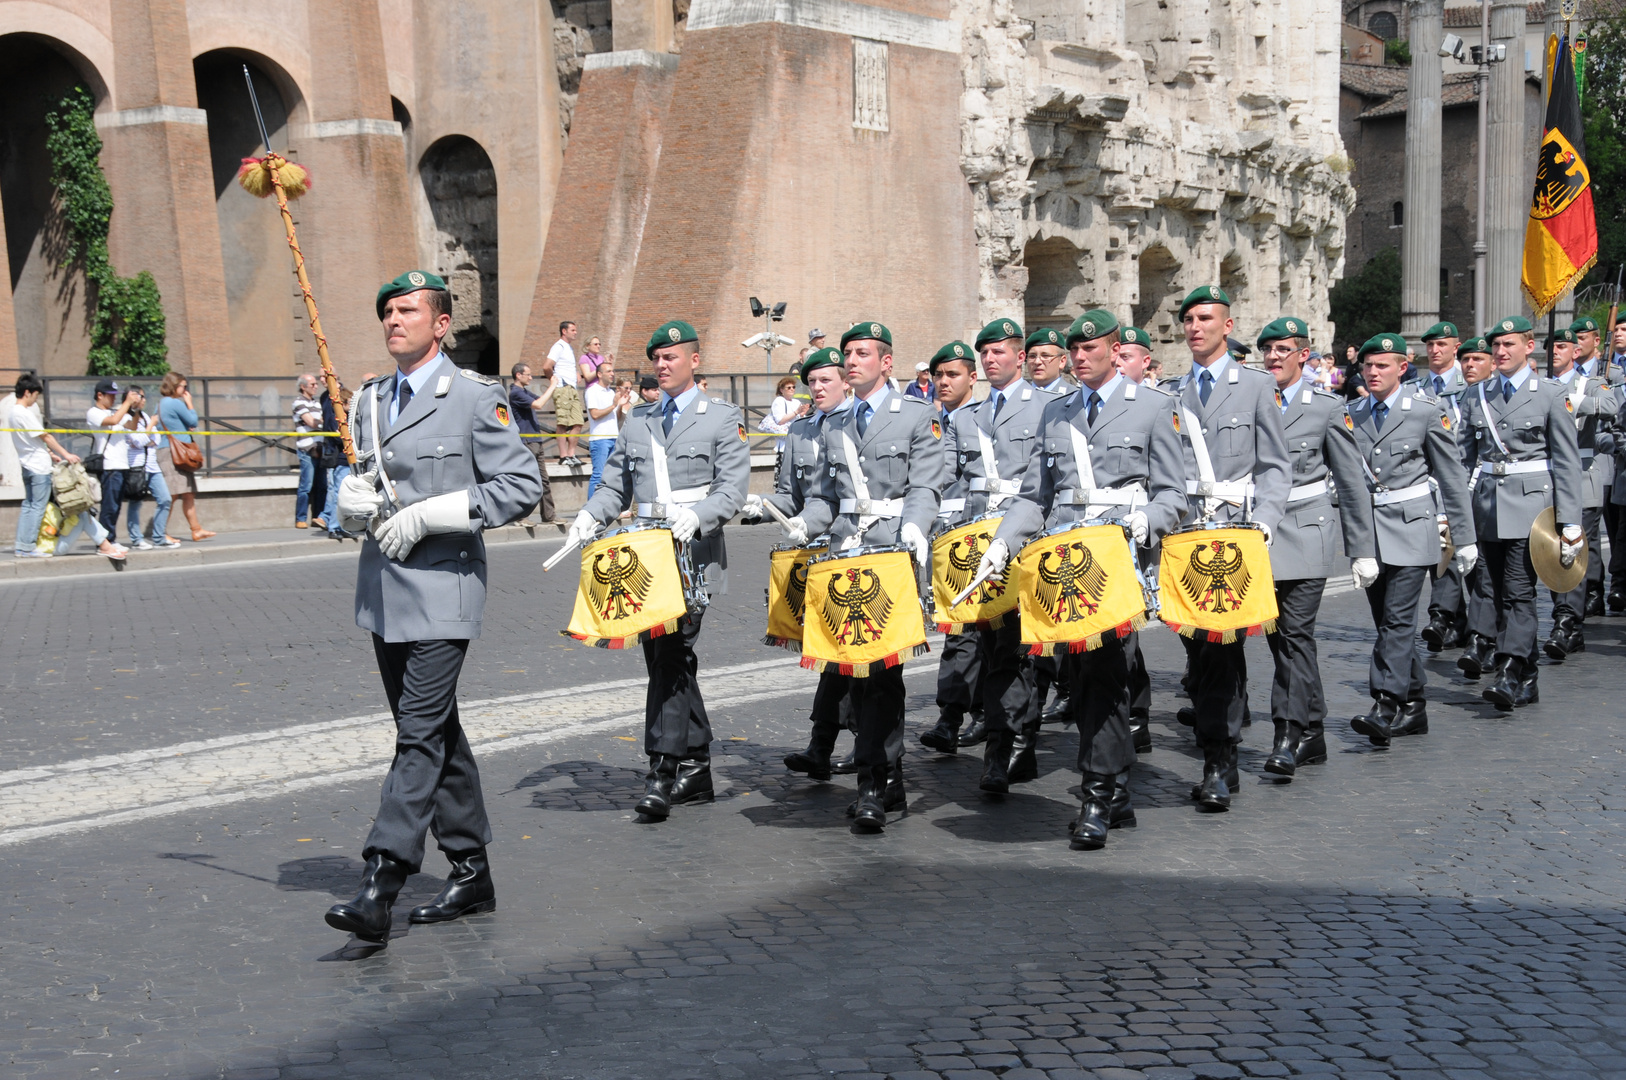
[
  {"left": 969, "top": 477, "right": 1022, "bottom": 494},
  {"left": 937, "top": 497, "right": 966, "bottom": 517},
  {"left": 1580, "top": 449, "right": 1596, "bottom": 461},
  {"left": 1287, "top": 479, "right": 1329, "bottom": 503},
  {"left": 838, "top": 497, "right": 903, "bottom": 517},
  {"left": 637, "top": 485, "right": 710, "bottom": 518},
  {"left": 1057, "top": 484, "right": 1145, "bottom": 508},
  {"left": 974, "top": 424, "right": 1017, "bottom": 508},
  {"left": 1185, "top": 478, "right": 1254, "bottom": 502},
  {"left": 836, "top": 429, "right": 896, "bottom": 541},
  {"left": 1370, "top": 481, "right": 1433, "bottom": 507},
  {"left": 1481, "top": 459, "right": 1551, "bottom": 476}
]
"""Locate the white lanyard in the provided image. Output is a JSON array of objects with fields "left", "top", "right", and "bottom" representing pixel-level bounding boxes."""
[
  {"left": 1569, "top": 375, "right": 1588, "bottom": 430},
  {"left": 1065, "top": 409, "right": 1098, "bottom": 497}
]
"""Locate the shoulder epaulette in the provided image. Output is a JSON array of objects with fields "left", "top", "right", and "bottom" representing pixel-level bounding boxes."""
[
  {"left": 1139, "top": 382, "right": 1172, "bottom": 397},
  {"left": 458, "top": 368, "right": 499, "bottom": 386}
]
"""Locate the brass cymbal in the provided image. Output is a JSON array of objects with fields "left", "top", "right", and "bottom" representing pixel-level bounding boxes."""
[
  {"left": 1529, "top": 505, "right": 1587, "bottom": 593},
  {"left": 1437, "top": 521, "right": 1455, "bottom": 578}
]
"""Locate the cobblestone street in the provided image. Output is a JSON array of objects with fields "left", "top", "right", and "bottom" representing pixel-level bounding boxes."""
[{"left": 3, "top": 532, "right": 1624, "bottom": 1080}]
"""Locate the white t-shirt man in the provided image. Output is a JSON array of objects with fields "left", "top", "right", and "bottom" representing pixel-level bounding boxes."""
[
  {"left": 549, "top": 338, "right": 578, "bottom": 388},
  {"left": 86, "top": 406, "right": 131, "bottom": 470},
  {"left": 7, "top": 399, "right": 52, "bottom": 475},
  {"left": 584, "top": 380, "right": 619, "bottom": 440}
]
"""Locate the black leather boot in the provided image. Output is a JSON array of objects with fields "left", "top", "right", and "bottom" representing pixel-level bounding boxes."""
[
  {"left": 1070, "top": 773, "right": 1114, "bottom": 850},
  {"left": 1543, "top": 613, "right": 1585, "bottom": 660},
  {"left": 784, "top": 744, "right": 833, "bottom": 781},
  {"left": 919, "top": 712, "right": 960, "bottom": 754},
  {"left": 1007, "top": 721, "right": 1040, "bottom": 784},
  {"left": 846, "top": 760, "right": 907, "bottom": 817},
  {"left": 1420, "top": 609, "right": 1454, "bottom": 652},
  {"left": 409, "top": 849, "right": 495, "bottom": 924},
  {"left": 1110, "top": 769, "right": 1136, "bottom": 828},
  {"left": 1293, "top": 724, "right": 1328, "bottom": 767},
  {"left": 980, "top": 730, "right": 1014, "bottom": 794},
  {"left": 1513, "top": 659, "right": 1540, "bottom": 706},
  {"left": 1130, "top": 711, "right": 1152, "bottom": 753},
  {"left": 1351, "top": 693, "right": 1399, "bottom": 747},
  {"left": 958, "top": 713, "right": 989, "bottom": 747},
  {"left": 1263, "top": 720, "right": 1302, "bottom": 777},
  {"left": 1194, "top": 747, "right": 1232, "bottom": 812},
  {"left": 1391, "top": 699, "right": 1428, "bottom": 737},
  {"left": 1585, "top": 586, "right": 1605, "bottom": 618},
  {"left": 1041, "top": 685, "right": 1072, "bottom": 726},
  {"left": 1482, "top": 656, "right": 1520, "bottom": 710},
  {"left": 831, "top": 749, "right": 858, "bottom": 775},
  {"left": 669, "top": 757, "right": 715, "bottom": 806},
  {"left": 325, "top": 853, "right": 410, "bottom": 942},
  {"left": 1176, "top": 705, "right": 1196, "bottom": 727},
  {"left": 850, "top": 767, "right": 887, "bottom": 833},
  {"left": 1609, "top": 586, "right": 1626, "bottom": 613},
  {"left": 635, "top": 754, "right": 679, "bottom": 820},
  {"left": 1456, "top": 634, "right": 1495, "bottom": 678}
]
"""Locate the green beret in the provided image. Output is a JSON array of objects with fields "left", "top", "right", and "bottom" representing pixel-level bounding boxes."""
[
  {"left": 646, "top": 319, "right": 699, "bottom": 358},
  {"left": 1421, "top": 320, "right": 1459, "bottom": 342},
  {"left": 929, "top": 340, "right": 975, "bottom": 373},
  {"left": 800, "top": 346, "right": 844, "bottom": 382},
  {"left": 1458, "top": 336, "right": 1490, "bottom": 356},
  {"left": 1552, "top": 327, "right": 1578, "bottom": 345},
  {"left": 1485, "top": 315, "right": 1533, "bottom": 342},
  {"left": 1118, "top": 326, "right": 1152, "bottom": 349},
  {"left": 1065, "top": 308, "right": 1119, "bottom": 345},
  {"left": 975, "top": 318, "right": 1024, "bottom": 350},
  {"left": 1357, "top": 332, "right": 1406, "bottom": 361},
  {"left": 1024, "top": 327, "right": 1065, "bottom": 352},
  {"left": 1256, "top": 316, "right": 1309, "bottom": 349},
  {"left": 840, "top": 321, "right": 892, "bottom": 350},
  {"left": 1178, "top": 285, "right": 1231, "bottom": 319},
  {"left": 1570, "top": 316, "right": 1599, "bottom": 334},
  {"left": 375, "top": 270, "right": 447, "bottom": 320}
]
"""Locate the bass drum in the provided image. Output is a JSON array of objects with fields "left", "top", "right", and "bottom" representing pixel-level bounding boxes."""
[
  {"left": 764, "top": 541, "right": 827, "bottom": 650},
  {"left": 800, "top": 544, "right": 929, "bottom": 677},
  {"left": 1015, "top": 520, "right": 1147, "bottom": 656},
  {"left": 1156, "top": 522, "right": 1278, "bottom": 641},
  {"left": 930, "top": 511, "right": 1018, "bottom": 633},
  {"left": 562, "top": 522, "right": 689, "bottom": 649}
]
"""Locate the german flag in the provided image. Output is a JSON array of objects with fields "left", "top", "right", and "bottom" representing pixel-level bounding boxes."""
[{"left": 1522, "top": 32, "right": 1598, "bottom": 316}]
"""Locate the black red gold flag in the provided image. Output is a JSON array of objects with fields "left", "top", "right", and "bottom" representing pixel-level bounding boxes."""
[{"left": 1522, "top": 32, "right": 1598, "bottom": 316}]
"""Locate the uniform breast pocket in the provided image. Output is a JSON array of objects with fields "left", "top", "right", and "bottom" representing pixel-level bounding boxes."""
[
  {"left": 1214, "top": 418, "right": 1251, "bottom": 459},
  {"left": 1104, "top": 434, "right": 1147, "bottom": 476},
  {"left": 417, "top": 435, "right": 467, "bottom": 493},
  {"left": 873, "top": 444, "right": 908, "bottom": 486},
  {"left": 1400, "top": 499, "right": 1434, "bottom": 524},
  {"left": 673, "top": 441, "right": 713, "bottom": 485}
]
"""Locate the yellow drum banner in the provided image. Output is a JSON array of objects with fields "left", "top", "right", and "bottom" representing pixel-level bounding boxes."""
[
  {"left": 1158, "top": 526, "right": 1279, "bottom": 641},
  {"left": 931, "top": 516, "right": 1019, "bottom": 633},
  {"left": 764, "top": 545, "right": 823, "bottom": 650},
  {"left": 800, "top": 547, "right": 929, "bottom": 677},
  {"left": 563, "top": 527, "right": 688, "bottom": 648},
  {"left": 1017, "top": 523, "right": 1146, "bottom": 655}
]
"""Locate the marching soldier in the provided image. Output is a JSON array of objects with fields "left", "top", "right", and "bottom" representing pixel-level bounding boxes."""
[
  {"left": 1543, "top": 328, "right": 1615, "bottom": 658},
  {"left": 1416, "top": 323, "right": 1474, "bottom": 652},
  {"left": 1449, "top": 338, "right": 1503, "bottom": 680},
  {"left": 325, "top": 271, "right": 543, "bottom": 943},
  {"left": 1024, "top": 326, "right": 1077, "bottom": 727},
  {"left": 797, "top": 321, "right": 942, "bottom": 832},
  {"left": 1572, "top": 315, "right": 1624, "bottom": 386},
  {"left": 920, "top": 341, "right": 989, "bottom": 755},
  {"left": 567, "top": 320, "right": 750, "bottom": 821},
  {"left": 1565, "top": 316, "right": 1616, "bottom": 618},
  {"left": 1115, "top": 325, "right": 1158, "bottom": 752},
  {"left": 1256, "top": 318, "right": 1352, "bottom": 776},
  {"left": 1169, "top": 286, "right": 1290, "bottom": 811},
  {"left": 1325, "top": 334, "right": 1475, "bottom": 748},
  {"left": 1457, "top": 316, "right": 1586, "bottom": 709},
  {"left": 981, "top": 308, "right": 1186, "bottom": 847}
]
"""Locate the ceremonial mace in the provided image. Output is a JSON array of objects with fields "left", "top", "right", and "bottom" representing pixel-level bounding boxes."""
[{"left": 235, "top": 65, "right": 356, "bottom": 465}]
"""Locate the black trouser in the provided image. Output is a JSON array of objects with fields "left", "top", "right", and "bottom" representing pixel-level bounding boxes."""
[
  {"left": 1485, "top": 539, "right": 1540, "bottom": 665},
  {"left": 1125, "top": 632, "right": 1151, "bottom": 718},
  {"left": 806, "top": 671, "right": 853, "bottom": 752},
  {"left": 1553, "top": 505, "right": 1603, "bottom": 618},
  {"left": 1268, "top": 577, "right": 1328, "bottom": 728},
  {"left": 850, "top": 666, "right": 905, "bottom": 769},
  {"left": 642, "top": 611, "right": 713, "bottom": 758},
  {"left": 1466, "top": 556, "right": 1496, "bottom": 639},
  {"left": 1364, "top": 565, "right": 1427, "bottom": 701},
  {"left": 1429, "top": 563, "right": 1468, "bottom": 636},
  {"left": 976, "top": 620, "right": 1035, "bottom": 736},
  {"left": 1607, "top": 498, "right": 1626, "bottom": 588},
  {"left": 934, "top": 630, "right": 982, "bottom": 722},
  {"left": 364, "top": 636, "right": 491, "bottom": 872},
  {"left": 97, "top": 468, "right": 125, "bottom": 536},
  {"left": 1067, "top": 639, "right": 1134, "bottom": 775},
  {"left": 526, "top": 442, "right": 556, "bottom": 521},
  {"left": 1181, "top": 636, "right": 1247, "bottom": 749}
]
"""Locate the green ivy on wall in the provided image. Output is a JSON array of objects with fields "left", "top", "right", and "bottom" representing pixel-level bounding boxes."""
[{"left": 44, "top": 86, "right": 169, "bottom": 377}]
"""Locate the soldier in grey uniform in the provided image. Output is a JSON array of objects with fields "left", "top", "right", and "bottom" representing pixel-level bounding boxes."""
[
  {"left": 1457, "top": 315, "right": 1586, "bottom": 709},
  {"left": 1544, "top": 328, "right": 1616, "bottom": 657},
  {"left": 985, "top": 309, "right": 1186, "bottom": 847},
  {"left": 568, "top": 319, "right": 750, "bottom": 821},
  {"left": 1023, "top": 326, "right": 1077, "bottom": 727},
  {"left": 1116, "top": 326, "right": 1160, "bottom": 751},
  {"left": 1572, "top": 316, "right": 1622, "bottom": 615},
  {"left": 1256, "top": 318, "right": 1353, "bottom": 776},
  {"left": 920, "top": 341, "right": 988, "bottom": 755},
  {"left": 1449, "top": 338, "right": 1503, "bottom": 678},
  {"left": 1413, "top": 322, "right": 1474, "bottom": 652},
  {"left": 1168, "top": 287, "right": 1290, "bottom": 811},
  {"left": 1325, "top": 334, "right": 1475, "bottom": 747},
  {"left": 1573, "top": 315, "right": 1625, "bottom": 387},
  {"left": 798, "top": 321, "right": 942, "bottom": 832},
  {"left": 325, "top": 271, "right": 543, "bottom": 943}
]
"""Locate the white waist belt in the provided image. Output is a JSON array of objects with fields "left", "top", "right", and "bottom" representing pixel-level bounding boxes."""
[
  {"left": 1371, "top": 481, "right": 1433, "bottom": 507},
  {"left": 1287, "top": 479, "right": 1329, "bottom": 504},
  {"left": 937, "top": 497, "right": 966, "bottom": 516},
  {"left": 839, "top": 497, "right": 903, "bottom": 517},
  {"left": 1481, "top": 459, "right": 1550, "bottom": 477},
  {"left": 1186, "top": 478, "right": 1255, "bottom": 501},
  {"left": 969, "top": 477, "right": 1022, "bottom": 494},
  {"left": 637, "top": 486, "right": 709, "bottom": 518},
  {"left": 1057, "top": 484, "right": 1144, "bottom": 507},
  {"left": 1580, "top": 449, "right": 1596, "bottom": 461}
]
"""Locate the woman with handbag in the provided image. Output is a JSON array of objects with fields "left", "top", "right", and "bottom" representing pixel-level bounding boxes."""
[
  {"left": 123, "top": 400, "right": 177, "bottom": 549},
  {"left": 158, "top": 372, "right": 214, "bottom": 541}
]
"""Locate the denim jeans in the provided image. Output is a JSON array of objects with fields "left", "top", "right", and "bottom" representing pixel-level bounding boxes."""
[
  {"left": 14, "top": 469, "right": 52, "bottom": 554},
  {"left": 97, "top": 468, "right": 125, "bottom": 536},
  {"left": 57, "top": 507, "right": 109, "bottom": 555},
  {"left": 322, "top": 462, "right": 351, "bottom": 531},
  {"left": 296, "top": 448, "right": 317, "bottom": 522},
  {"left": 587, "top": 436, "right": 613, "bottom": 498},
  {"left": 126, "top": 469, "right": 173, "bottom": 542}
]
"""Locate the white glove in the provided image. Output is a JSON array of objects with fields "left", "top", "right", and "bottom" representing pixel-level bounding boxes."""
[
  {"left": 669, "top": 506, "right": 701, "bottom": 544},
  {"left": 1559, "top": 524, "right": 1584, "bottom": 568},
  {"left": 337, "top": 469, "right": 384, "bottom": 531},
  {"left": 978, "top": 537, "right": 1010, "bottom": 578},
  {"left": 1125, "top": 511, "right": 1149, "bottom": 545},
  {"left": 1453, "top": 542, "right": 1478, "bottom": 577},
  {"left": 566, "top": 509, "right": 598, "bottom": 549},
  {"left": 782, "top": 516, "right": 809, "bottom": 546},
  {"left": 1351, "top": 556, "right": 1380, "bottom": 590},
  {"left": 740, "top": 493, "right": 765, "bottom": 524},
  {"left": 900, "top": 522, "right": 929, "bottom": 569},
  {"left": 373, "top": 490, "right": 472, "bottom": 561},
  {"left": 1259, "top": 521, "right": 1273, "bottom": 548}
]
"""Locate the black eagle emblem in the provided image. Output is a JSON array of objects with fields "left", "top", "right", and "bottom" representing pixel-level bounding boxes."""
[
  {"left": 821, "top": 567, "right": 895, "bottom": 645},
  {"left": 785, "top": 556, "right": 810, "bottom": 621},
  {"left": 1035, "top": 542, "right": 1109, "bottom": 622},
  {"left": 946, "top": 531, "right": 1006, "bottom": 603},
  {"left": 1180, "top": 539, "right": 1252, "bottom": 613},
  {"left": 588, "top": 545, "right": 654, "bottom": 620}
]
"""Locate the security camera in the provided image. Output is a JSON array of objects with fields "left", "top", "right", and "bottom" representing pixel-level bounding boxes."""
[
  {"left": 1439, "top": 33, "right": 1464, "bottom": 60},
  {"left": 749, "top": 297, "right": 765, "bottom": 318}
]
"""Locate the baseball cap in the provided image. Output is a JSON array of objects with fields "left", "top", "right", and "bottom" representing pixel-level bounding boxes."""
[
  {"left": 94, "top": 378, "right": 121, "bottom": 397},
  {"left": 808, "top": 328, "right": 825, "bottom": 342}
]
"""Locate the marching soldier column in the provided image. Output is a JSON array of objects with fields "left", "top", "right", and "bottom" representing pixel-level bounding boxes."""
[
  {"left": 1544, "top": 327, "right": 1616, "bottom": 659},
  {"left": 1415, "top": 322, "right": 1474, "bottom": 654}
]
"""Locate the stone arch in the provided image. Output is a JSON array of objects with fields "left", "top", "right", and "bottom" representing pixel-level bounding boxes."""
[
  {"left": 1022, "top": 235, "right": 1088, "bottom": 331},
  {"left": 1133, "top": 243, "right": 1182, "bottom": 341},
  {"left": 0, "top": 33, "right": 110, "bottom": 375},
  {"left": 418, "top": 135, "right": 499, "bottom": 375},
  {"left": 194, "top": 49, "right": 306, "bottom": 376}
]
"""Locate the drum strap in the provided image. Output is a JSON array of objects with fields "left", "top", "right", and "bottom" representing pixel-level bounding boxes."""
[
  {"left": 1065, "top": 413, "right": 1098, "bottom": 504},
  {"left": 1569, "top": 375, "right": 1588, "bottom": 431},
  {"left": 1477, "top": 382, "right": 1513, "bottom": 458},
  {"left": 367, "top": 383, "right": 398, "bottom": 510},
  {"left": 1181, "top": 406, "right": 1217, "bottom": 491},
  {"left": 838, "top": 430, "right": 883, "bottom": 544},
  {"left": 650, "top": 431, "right": 674, "bottom": 508},
  {"left": 974, "top": 424, "right": 1011, "bottom": 508}
]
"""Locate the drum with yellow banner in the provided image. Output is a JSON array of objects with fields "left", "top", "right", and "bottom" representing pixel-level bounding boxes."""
[
  {"left": 562, "top": 523, "right": 689, "bottom": 648},
  {"left": 1016, "top": 521, "right": 1147, "bottom": 656},
  {"left": 764, "top": 541, "right": 826, "bottom": 650},
  {"left": 800, "top": 544, "right": 930, "bottom": 677},
  {"left": 931, "top": 512, "right": 1020, "bottom": 633},
  {"left": 1157, "top": 524, "right": 1278, "bottom": 642}
]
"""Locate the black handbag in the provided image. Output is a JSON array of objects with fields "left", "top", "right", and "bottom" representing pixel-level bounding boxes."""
[
  {"left": 122, "top": 467, "right": 151, "bottom": 501},
  {"left": 83, "top": 452, "right": 104, "bottom": 476}
]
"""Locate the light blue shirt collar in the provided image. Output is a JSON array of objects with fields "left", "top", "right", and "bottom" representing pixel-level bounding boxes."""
[
  {"left": 1278, "top": 376, "right": 1306, "bottom": 409},
  {"left": 1503, "top": 364, "right": 1532, "bottom": 394},
  {"left": 390, "top": 353, "right": 446, "bottom": 423},
  {"left": 1578, "top": 357, "right": 1596, "bottom": 376},
  {"left": 1557, "top": 367, "right": 1578, "bottom": 385},
  {"left": 1079, "top": 373, "right": 1124, "bottom": 406},
  {"left": 1373, "top": 383, "right": 1404, "bottom": 410},
  {"left": 657, "top": 383, "right": 701, "bottom": 416},
  {"left": 854, "top": 381, "right": 890, "bottom": 416},
  {"left": 1191, "top": 353, "right": 1229, "bottom": 386}
]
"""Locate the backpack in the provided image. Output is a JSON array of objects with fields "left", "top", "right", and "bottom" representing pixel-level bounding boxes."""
[{"left": 52, "top": 461, "right": 98, "bottom": 517}]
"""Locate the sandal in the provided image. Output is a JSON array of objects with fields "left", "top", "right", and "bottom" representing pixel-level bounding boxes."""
[{"left": 192, "top": 530, "right": 216, "bottom": 541}]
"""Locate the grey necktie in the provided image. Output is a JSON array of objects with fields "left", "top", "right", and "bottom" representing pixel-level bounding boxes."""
[
  {"left": 856, "top": 401, "right": 872, "bottom": 437},
  {"left": 1086, "top": 390, "right": 1102, "bottom": 426},
  {"left": 1199, "top": 369, "right": 1214, "bottom": 406},
  {"left": 394, "top": 379, "right": 414, "bottom": 425},
  {"left": 662, "top": 399, "right": 677, "bottom": 435},
  {"left": 1503, "top": 379, "right": 1514, "bottom": 403},
  {"left": 1373, "top": 401, "right": 1388, "bottom": 431}
]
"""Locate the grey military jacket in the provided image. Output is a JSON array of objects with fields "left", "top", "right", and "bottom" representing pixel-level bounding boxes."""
[
  {"left": 1555, "top": 370, "right": 1616, "bottom": 506},
  {"left": 935, "top": 403, "right": 977, "bottom": 530},
  {"left": 955, "top": 380, "right": 1048, "bottom": 521},
  {"left": 581, "top": 388, "right": 751, "bottom": 582},
  {"left": 1326, "top": 387, "right": 1473, "bottom": 568},
  {"left": 1270, "top": 382, "right": 1352, "bottom": 581},
  {"left": 351, "top": 354, "right": 543, "bottom": 642},
  {"left": 1171, "top": 360, "right": 1292, "bottom": 533},
  {"left": 765, "top": 402, "right": 848, "bottom": 519},
  {"left": 994, "top": 379, "right": 1187, "bottom": 553},
  {"left": 802, "top": 387, "right": 943, "bottom": 547},
  {"left": 1458, "top": 374, "right": 1584, "bottom": 539},
  {"left": 1414, "top": 364, "right": 1470, "bottom": 428}
]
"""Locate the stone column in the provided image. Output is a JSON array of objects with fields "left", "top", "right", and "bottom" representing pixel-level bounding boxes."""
[
  {"left": 100, "top": 0, "right": 234, "bottom": 375},
  {"left": 1484, "top": 0, "right": 1528, "bottom": 323},
  {"left": 612, "top": 0, "right": 676, "bottom": 53},
  {"left": 1401, "top": 0, "right": 1443, "bottom": 342},
  {"left": 0, "top": 181, "right": 17, "bottom": 369}
]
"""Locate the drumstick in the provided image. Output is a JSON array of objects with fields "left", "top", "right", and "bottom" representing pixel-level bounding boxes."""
[
  {"left": 951, "top": 563, "right": 997, "bottom": 608},
  {"left": 543, "top": 535, "right": 584, "bottom": 572},
  {"left": 759, "top": 498, "right": 794, "bottom": 529}
]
